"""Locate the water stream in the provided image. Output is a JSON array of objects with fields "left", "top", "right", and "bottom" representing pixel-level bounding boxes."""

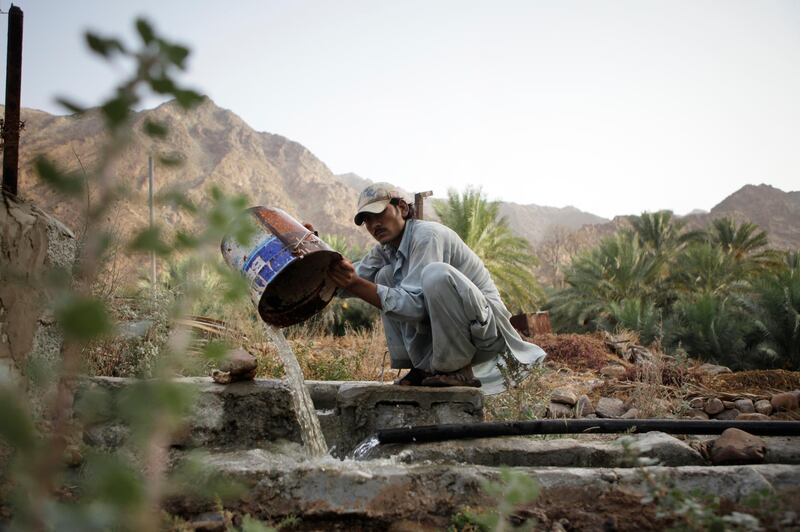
[
  {"left": 263, "top": 323, "right": 328, "bottom": 457},
  {"left": 349, "top": 436, "right": 380, "bottom": 460}
]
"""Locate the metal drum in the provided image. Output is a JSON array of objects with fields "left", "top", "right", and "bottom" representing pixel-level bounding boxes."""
[{"left": 221, "top": 206, "right": 341, "bottom": 327}]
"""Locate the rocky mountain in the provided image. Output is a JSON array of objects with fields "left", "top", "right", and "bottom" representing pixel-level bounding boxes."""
[
  {"left": 9, "top": 99, "right": 372, "bottom": 254},
  {"left": 9, "top": 98, "right": 797, "bottom": 292}
]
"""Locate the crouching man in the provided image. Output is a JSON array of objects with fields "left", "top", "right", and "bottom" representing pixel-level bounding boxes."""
[{"left": 327, "top": 183, "right": 546, "bottom": 395}]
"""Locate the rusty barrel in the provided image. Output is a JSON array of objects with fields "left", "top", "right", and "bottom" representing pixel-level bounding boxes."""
[{"left": 221, "top": 206, "right": 341, "bottom": 327}]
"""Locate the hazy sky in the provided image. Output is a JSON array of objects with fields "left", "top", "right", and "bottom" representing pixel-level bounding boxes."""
[{"left": 2, "top": 0, "right": 799, "bottom": 217}]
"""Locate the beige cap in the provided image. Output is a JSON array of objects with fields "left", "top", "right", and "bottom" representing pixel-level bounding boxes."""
[{"left": 354, "top": 182, "right": 405, "bottom": 225}]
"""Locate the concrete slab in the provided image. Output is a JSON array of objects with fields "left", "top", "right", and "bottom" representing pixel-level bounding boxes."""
[{"left": 372, "top": 432, "right": 707, "bottom": 467}]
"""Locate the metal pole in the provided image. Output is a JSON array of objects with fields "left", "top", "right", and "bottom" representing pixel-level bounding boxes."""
[
  {"left": 2, "top": 5, "right": 23, "bottom": 197},
  {"left": 148, "top": 156, "right": 156, "bottom": 294},
  {"left": 376, "top": 419, "right": 800, "bottom": 445}
]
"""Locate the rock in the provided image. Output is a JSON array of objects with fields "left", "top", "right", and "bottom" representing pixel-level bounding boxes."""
[
  {"left": 547, "top": 402, "right": 574, "bottom": 419},
  {"left": 723, "top": 401, "right": 736, "bottom": 409},
  {"left": 687, "top": 409, "right": 709, "bottom": 420},
  {"left": 736, "top": 413, "right": 771, "bottom": 421},
  {"left": 219, "top": 347, "right": 258, "bottom": 375},
  {"left": 550, "top": 387, "right": 578, "bottom": 406},
  {"left": 771, "top": 392, "right": 799, "bottom": 412},
  {"left": 695, "top": 363, "right": 732, "bottom": 376},
  {"left": 596, "top": 397, "right": 626, "bottom": 419},
  {"left": 600, "top": 365, "right": 627, "bottom": 379},
  {"left": 710, "top": 428, "right": 767, "bottom": 465},
  {"left": 754, "top": 400, "right": 773, "bottom": 416},
  {"left": 704, "top": 398, "right": 725, "bottom": 415},
  {"left": 621, "top": 408, "right": 639, "bottom": 419},
  {"left": 689, "top": 397, "right": 705, "bottom": 410},
  {"left": 714, "top": 408, "right": 741, "bottom": 420},
  {"left": 575, "top": 395, "right": 595, "bottom": 418},
  {"left": 734, "top": 399, "right": 755, "bottom": 414},
  {"left": 585, "top": 413, "right": 598, "bottom": 419},
  {"left": 189, "top": 512, "right": 227, "bottom": 532}
]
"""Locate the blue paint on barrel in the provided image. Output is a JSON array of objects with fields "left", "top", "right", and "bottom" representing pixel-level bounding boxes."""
[{"left": 221, "top": 206, "right": 341, "bottom": 327}]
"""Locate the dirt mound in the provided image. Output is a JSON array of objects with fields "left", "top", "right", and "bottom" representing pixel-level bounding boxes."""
[
  {"left": 710, "top": 369, "right": 800, "bottom": 395},
  {"left": 533, "top": 333, "right": 617, "bottom": 371}
]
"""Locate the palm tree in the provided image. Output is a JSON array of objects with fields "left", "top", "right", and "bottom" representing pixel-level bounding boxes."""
[
  {"left": 546, "top": 232, "right": 663, "bottom": 334},
  {"left": 433, "top": 187, "right": 541, "bottom": 313},
  {"left": 738, "top": 251, "right": 800, "bottom": 369},
  {"left": 707, "top": 218, "right": 782, "bottom": 274}
]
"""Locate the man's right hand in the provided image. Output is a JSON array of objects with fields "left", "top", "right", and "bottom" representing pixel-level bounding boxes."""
[
  {"left": 328, "top": 257, "right": 382, "bottom": 309},
  {"left": 328, "top": 257, "right": 358, "bottom": 289}
]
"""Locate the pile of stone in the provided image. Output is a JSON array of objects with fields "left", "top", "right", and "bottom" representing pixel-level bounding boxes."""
[
  {"left": 546, "top": 388, "right": 640, "bottom": 419},
  {"left": 687, "top": 391, "right": 800, "bottom": 421}
]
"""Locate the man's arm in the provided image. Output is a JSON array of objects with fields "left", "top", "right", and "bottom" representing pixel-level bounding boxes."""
[{"left": 328, "top": 257, "right": 382, "bottom": 309}]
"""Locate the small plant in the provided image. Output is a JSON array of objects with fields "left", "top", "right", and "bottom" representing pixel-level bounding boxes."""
[{"left": 450, "top": 468, "right": 541, "bottom": 532}]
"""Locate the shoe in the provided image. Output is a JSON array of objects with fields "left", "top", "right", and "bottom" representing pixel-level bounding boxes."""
[
  {"left": 421, "top": 366, "right": 481, "bottom": 388},
  {"left": 393, "top": 367, "right": 432, "bottom": 386}
]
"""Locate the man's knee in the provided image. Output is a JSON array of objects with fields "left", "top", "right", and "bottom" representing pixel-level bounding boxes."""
[{"left": 421, "top": 262, "right": 458, "bottom": 296}]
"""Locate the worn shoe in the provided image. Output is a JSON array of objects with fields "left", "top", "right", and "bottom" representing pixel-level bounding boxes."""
[
  {"left": 393, "top": 367, "right": 432, "bottom": 386},
  {"left": 421, "top": 366, "right": 481, "bottom": 388}
]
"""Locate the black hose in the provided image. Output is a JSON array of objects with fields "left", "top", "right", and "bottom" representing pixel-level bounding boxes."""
[{"left": 376, "top": 419, "right": 800, "bottom": 445}]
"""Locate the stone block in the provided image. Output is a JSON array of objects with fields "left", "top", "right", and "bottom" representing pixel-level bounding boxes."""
[
  {"left": 704, "top": 397, "right": 725, "bottom": 415},
  {"left": 550, "top": 387, "right": 577, "bottom": 405},
  {"left": 547, "top": 402, "right": 574, "bottom": 418},
  {"left": 754, "top": 399, "right": 773, "bottom": 416},
  {"left": 714, "top": 408, "right": 741, "bottom": 420},
  {"left": 596, "top": 397, "right": 625, "bottom": 418},
  {"left": 575, "top": 395, "right": 595, "bottom": 418},
  {"left": 335, "top": 384, "right": 483, "bottom": 456},
  {"left": 711, "top": 428, "right": 766, "bottom": 465},
  {"left": 771, "top": 392, "right": 799, "bottom": 412},
  {"left": 734, "top": 399, "right": 755, "bottom": 414}
]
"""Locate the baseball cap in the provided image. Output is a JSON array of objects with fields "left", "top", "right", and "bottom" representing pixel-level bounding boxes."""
[{"left": 353, "top": 182, "right": 405, "bottom": 225}]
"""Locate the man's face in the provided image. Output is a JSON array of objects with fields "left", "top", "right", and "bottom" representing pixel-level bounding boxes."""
[{"left": 362, "top": 201, "right": 408, "bottom": 247}]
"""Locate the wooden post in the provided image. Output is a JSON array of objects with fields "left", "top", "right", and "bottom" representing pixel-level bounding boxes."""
[
  {"left": 414, "top": 190, "right": 432, "bottom": 220},
  {"left": 2, "top": 5, "right": 23, "bottom": 197}
]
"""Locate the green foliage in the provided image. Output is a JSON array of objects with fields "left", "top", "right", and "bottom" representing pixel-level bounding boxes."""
[
  {"left": 451, "top": 467, "right": 541, "bottom": 531},
  {"left": 2, "top": 18, "right": 253, "bottom": 531},
  {"left": 434, "top": 187, "right": 542, "bottom": 313},
  {"left": 547, "top": 210, "right": 797, "bottom": 369}
]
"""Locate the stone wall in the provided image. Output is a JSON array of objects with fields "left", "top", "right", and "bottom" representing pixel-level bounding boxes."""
[{"left": 0, "top": 196, "right": 76, "bottom": 384}]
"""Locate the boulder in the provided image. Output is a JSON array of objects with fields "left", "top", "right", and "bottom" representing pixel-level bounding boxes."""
[
  {"left": 547, "top": 402, "right": 574, "bottom": 419},
  {"left": 211, "top": 347, "right": 258, "bottom": 384},
  {"left": 621, "top": 408, "right": 639, "bottom": 419},
  {"left": 575, "top": 395, "right": 595, "bottom": 418},
  {"left": 734, "top": 399, "right": 755, "bottom": 414},
  {"left": 600, "top": 365, "right": 627, "bottom": 379},
  {"left": 710, "top": 428, "right": 767, "bottom": 465},
  {"left": 754, "top": 399, "right": 773, "bottom": 416},
  {"left": 688, "top": 397, "right": 705, "bottom": 410},
  {"left": 596, "top": 397, "right": 626, "bottom": 419},
  {"left": 714, "top": 408, "right": 741, "bottom": 421},
  {"left": 771, "top": 392, "right": 799, "bottom": 412},
  {"left": 736, "top": 413, "right": 771, "bottom": 421},
  {"left": 704, "top": 398, "right": 725, "bottom": 415},
  {"left": 687, "top": 409, "right": 709, "bottom": 420},
  {"left": 550, "top": 387, "right": 578, "bottom": 406},
  {"left": 723, "top": 401, "right": 736, "bottom": 409}
]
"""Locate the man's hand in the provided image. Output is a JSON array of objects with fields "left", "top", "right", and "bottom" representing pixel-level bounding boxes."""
[
  {"left": 328, "top": 257, "right": 382, "bottom": 309},
  {"left": 328, "top": 257, "right": 358, "bottom": 289}
]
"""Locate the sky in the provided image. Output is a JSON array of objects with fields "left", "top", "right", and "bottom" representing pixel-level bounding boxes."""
[{"left": 1, "top": 0, "right": 799, "bottom": 218}]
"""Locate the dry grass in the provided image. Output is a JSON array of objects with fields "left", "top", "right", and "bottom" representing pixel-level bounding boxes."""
[{"left": 530, "top": 332, "right": 616, "bottom": 371}]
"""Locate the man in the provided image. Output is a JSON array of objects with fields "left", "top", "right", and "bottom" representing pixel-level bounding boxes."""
[{"left": 327, "top": 183, "right": 546, "bottom": 394}]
